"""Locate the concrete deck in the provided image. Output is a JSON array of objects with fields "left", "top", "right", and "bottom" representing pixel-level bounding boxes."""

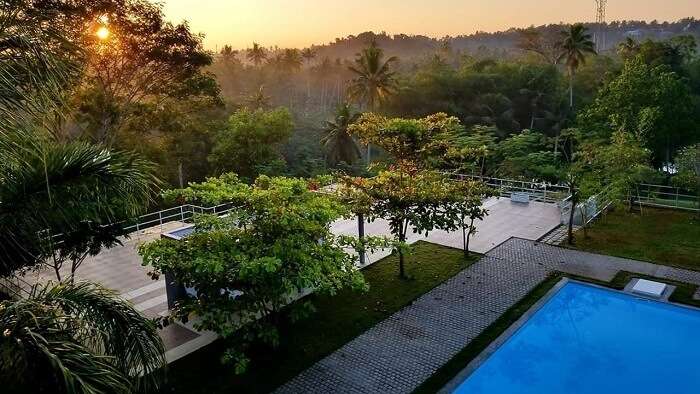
[
  {"left": 14, "top": 197, "right": 562, "bottom": 363},
  {"left": 331, "top": 197, "right": 561, "bottom": 264},
  {"left": 16, "top": 221, "right": 216, "bottom": 362}
]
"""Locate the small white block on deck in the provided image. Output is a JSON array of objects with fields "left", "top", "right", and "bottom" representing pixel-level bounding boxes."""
[{"left": 632, "top": 279, "right": 667, "bottom": 298}]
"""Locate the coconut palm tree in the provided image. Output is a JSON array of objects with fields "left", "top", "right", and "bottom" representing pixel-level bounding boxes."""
[
  {"left": 0, "top": 137, "right": 159, "bottom": 278},
  {"left": 301, "top": 47, "right": 317, "bottom": 65},
  {"left": 557, "top": 24, "right": 596, "bottom": 109},
  {"left": 245, "top": 85, "right": 272, "bottom": 110},
  {"left": 0, "top": 281, "right": 166, "bottom": 393},
  {"left": 220, "top": 44, "right": 239, "bottom": 64},
  {"left": 347, "top": 41, "right": 397, "bottom": 112},
  {"left": 282, "top": 48, "right": 303, "bottom": 72},
  {"left": 347, "top": 41, "right": 397, "bottom": 164},
  {"left": 321, "top": 104, "right": 361, "bottom": 166},
  {"left": 246, "top": 42, "right": 267, "bottom": 66},
  {"left": 617, "top": 37, "right": 640, "bottom": 60}
]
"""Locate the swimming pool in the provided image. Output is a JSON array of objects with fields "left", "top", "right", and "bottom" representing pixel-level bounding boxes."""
[{"left": 447, "top": 280, "right": 700, "bottom": 393}]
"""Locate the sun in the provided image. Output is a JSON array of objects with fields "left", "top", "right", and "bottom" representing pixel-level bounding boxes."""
[{"left": 96, "top": 26, "right": 110, "bottom": 40}]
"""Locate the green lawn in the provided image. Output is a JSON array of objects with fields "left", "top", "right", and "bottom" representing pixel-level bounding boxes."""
[
  {"left": 571, "top": 207, "right": 700, "bottom": 271},
  {"left": 163, "top": 241, "right": 479, "bottom": 393}
]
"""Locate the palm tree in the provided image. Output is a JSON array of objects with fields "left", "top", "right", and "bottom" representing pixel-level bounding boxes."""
[
  {"left": 0, "top": 6, "right": 164, "bottom": 393},
  {"left": 0, "top": 281, "right": 166, "bottom": 393},
  {"left": 321, "top": 104, "right": 361, "bottom": 166},
  {"left": 220, "top": 44, "right": 239, "bottom": 64},
  {"left": 301, "top": 47, "right": 317, "bottom": 65},
  {"left": 282, "top": 48, "right": 303, "bottom": 72},
  {"left": 246, "top": 42, "right": 267, "bottom": 66},
  {"left": 557, "top": 24, "right": 596, "bottom": 108},
  {"left": 245, "top": 85, "right": 271, "bottom": 110},
  {"left": 347, "top": 41, "right": 397, "bottom": 164},
  {"left": 0, "top": 1, "right": 80, "bottom": 134},
  {"left": 617, "top": 37, "right": 640, "bottom": 60},
  {"left": 0, "top": 138, "right": 159, "bottom": 278},
  {"left": 0, "top": 1, "right": 159, "bottom": 278}
]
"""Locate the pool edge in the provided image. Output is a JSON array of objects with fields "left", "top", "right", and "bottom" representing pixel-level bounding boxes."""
[{"left": 438, "top": 277, "right": 571, "bottom": 394}]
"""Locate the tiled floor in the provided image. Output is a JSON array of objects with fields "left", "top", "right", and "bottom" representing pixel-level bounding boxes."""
[{"left": 331, "top": 197, "right": 561, "bottom": 264}]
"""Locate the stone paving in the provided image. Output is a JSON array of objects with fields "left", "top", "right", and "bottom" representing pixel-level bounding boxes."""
[{"left": 275, "top": 237, "right": 700, "bottom": 394}]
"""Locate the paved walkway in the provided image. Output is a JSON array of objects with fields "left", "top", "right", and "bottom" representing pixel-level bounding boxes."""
[{"left": 275, "top": 238, "right": 700, "bottom": 394}]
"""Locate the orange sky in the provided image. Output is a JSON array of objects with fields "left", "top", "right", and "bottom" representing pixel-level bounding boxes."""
[{"left": 161, "top": 0, "right": 700, "bottom": 50}]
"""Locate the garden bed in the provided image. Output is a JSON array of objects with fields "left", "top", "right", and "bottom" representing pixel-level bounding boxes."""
[{"left": 163, "top": 241, "right": 479, "bottom": 393}]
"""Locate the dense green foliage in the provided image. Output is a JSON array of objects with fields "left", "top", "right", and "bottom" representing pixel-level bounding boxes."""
[
  {"left": 580, "top": 58, "right": 696, "bottom": 166},
  {"left": 0, "top": 1, "right": 160, "bottom": 278},
  {"left": 140, "top": 175, "right": 368, "bottom": 372},
  {"left": 0, "top": 281, "right": 165, "bottom": 394},
  {"left": 341, "top": 112, "right": 493, "bottom": 277},
  {"left": 164, "top": 241, "right": 477, "bottom": 394},
  {"left": 209, "top": 107, "right": 294, "bottom": 179}
]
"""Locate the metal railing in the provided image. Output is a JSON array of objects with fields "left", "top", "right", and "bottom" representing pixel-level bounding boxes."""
[
  {"left": 445, "top": 173, "right": 571, "bottom": 204},
  {"left": 0, "top": 272, "right": 34, "bottom": 300},
  {"left": 634, "top": 183, "right": 699, "bottom": 212},
  {"left": 120, "top": 202, "right": 237, "bottom": 234}
]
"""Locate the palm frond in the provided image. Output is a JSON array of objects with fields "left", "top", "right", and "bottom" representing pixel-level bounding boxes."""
[{"left": 0, "top": 281, "right": 166, "bottom": 393}]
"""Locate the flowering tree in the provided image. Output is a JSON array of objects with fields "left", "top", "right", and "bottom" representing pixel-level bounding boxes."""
[
  {"left": 340, "top": 112, "right": 493, "bottom": 278},
  {"left": 338, "top": 169, "right": 491, "bottom": 278},
  {"left": 139, "top": 175, "right": 369, "bottom": 372}
]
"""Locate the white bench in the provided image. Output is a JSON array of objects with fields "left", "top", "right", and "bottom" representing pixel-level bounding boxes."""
[{"left": 511, "top": 192, "right": 530, "bottom": 204}]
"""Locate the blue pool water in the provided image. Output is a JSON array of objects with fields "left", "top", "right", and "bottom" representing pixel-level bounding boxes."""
[{"left": 452, "top": 281, "right": 700, "bottom": 393}]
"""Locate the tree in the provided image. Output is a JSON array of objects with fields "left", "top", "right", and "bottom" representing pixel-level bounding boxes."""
[
  {"left": 0, "top": 0, "right": 81, "bottom": 134},
  {"left": 343, "top": 112, "right": 492, "bottom": 277},
  {"left": 579, "top": 58, "right": 696, "bottom": 167},
  {"left": 281, "top": 48, "right": 303, "bottom": 72},
  {"left": 246, "top": 42, "right": 267, "bottom": 66},
  {"left": 348, "top": 41, "right": 398, "bottom": 164},
  {"left": 220, "top": 45, "right": 239, "bottom": 64},
  {"left": 301, "top": 47, "right": 317, "bottom": 65},
  {"left": 617, "top": 37, "right": 640, "bottom": 60},
  {"left": 672, "top": 143, "right": 700, "bottom": 212},
  {"left": 348, "top": 112, "right": 462, "bottom": 167},
  {"left": 348, "top": 41, "right": 398, "bottom": 112},
  {"left": 496, "top": 130, "right": 560, "bottom": 182},
  {"left": 517, "top": 28, "right": 561, "bottom": 64},
  {"left": 140, "top": 175, "right": 368, "bottom": 373},
  {"left": 209, "top": 107, "right": 294, "bottom": 179},
  {"left": 33, "top": 0, "right": 216, "bottom": 143},
  {"left": 245, "top": 85, "right": 272, "bottom": 110},
  {"left": 0, "top": 281, "right": 165, "bottom": 394},
  {"left": 566, "top": 130, "right": 653, "bottom": 243},
  {"left": 338, "top": 169, "right": 490, "bottom": 278},
  {"left": 557, "top": 23, "right": 596, "bottom": 108},
  {"left": 320, "top": 104, "right": 361, "bottom": 166},
  {"left": 0, "top": 138, "right": 159, "bottom": 279},
  {"left": 0, "top": 0, "right": 160, "bottom": 278}
]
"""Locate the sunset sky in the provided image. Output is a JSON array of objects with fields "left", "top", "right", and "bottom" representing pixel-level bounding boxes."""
[{"left": 162, "top": 0, "right": 700, "bottom": 50}]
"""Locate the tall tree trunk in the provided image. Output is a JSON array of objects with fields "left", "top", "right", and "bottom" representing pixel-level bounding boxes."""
[
  {"left": 569, "top": 73, "right": 574, "bottom": 109},
  {"left": 357, "top": 213, "right": 365, "bottom": 266},
  {"left": 567, "top": 187, "right": 577, "bottom": 245},
  {"left": 398, "top": 222, "right": 406, "bottom": 279},
  {"left": 461, "top": 216, "right": 467, "bottom": 256}
]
